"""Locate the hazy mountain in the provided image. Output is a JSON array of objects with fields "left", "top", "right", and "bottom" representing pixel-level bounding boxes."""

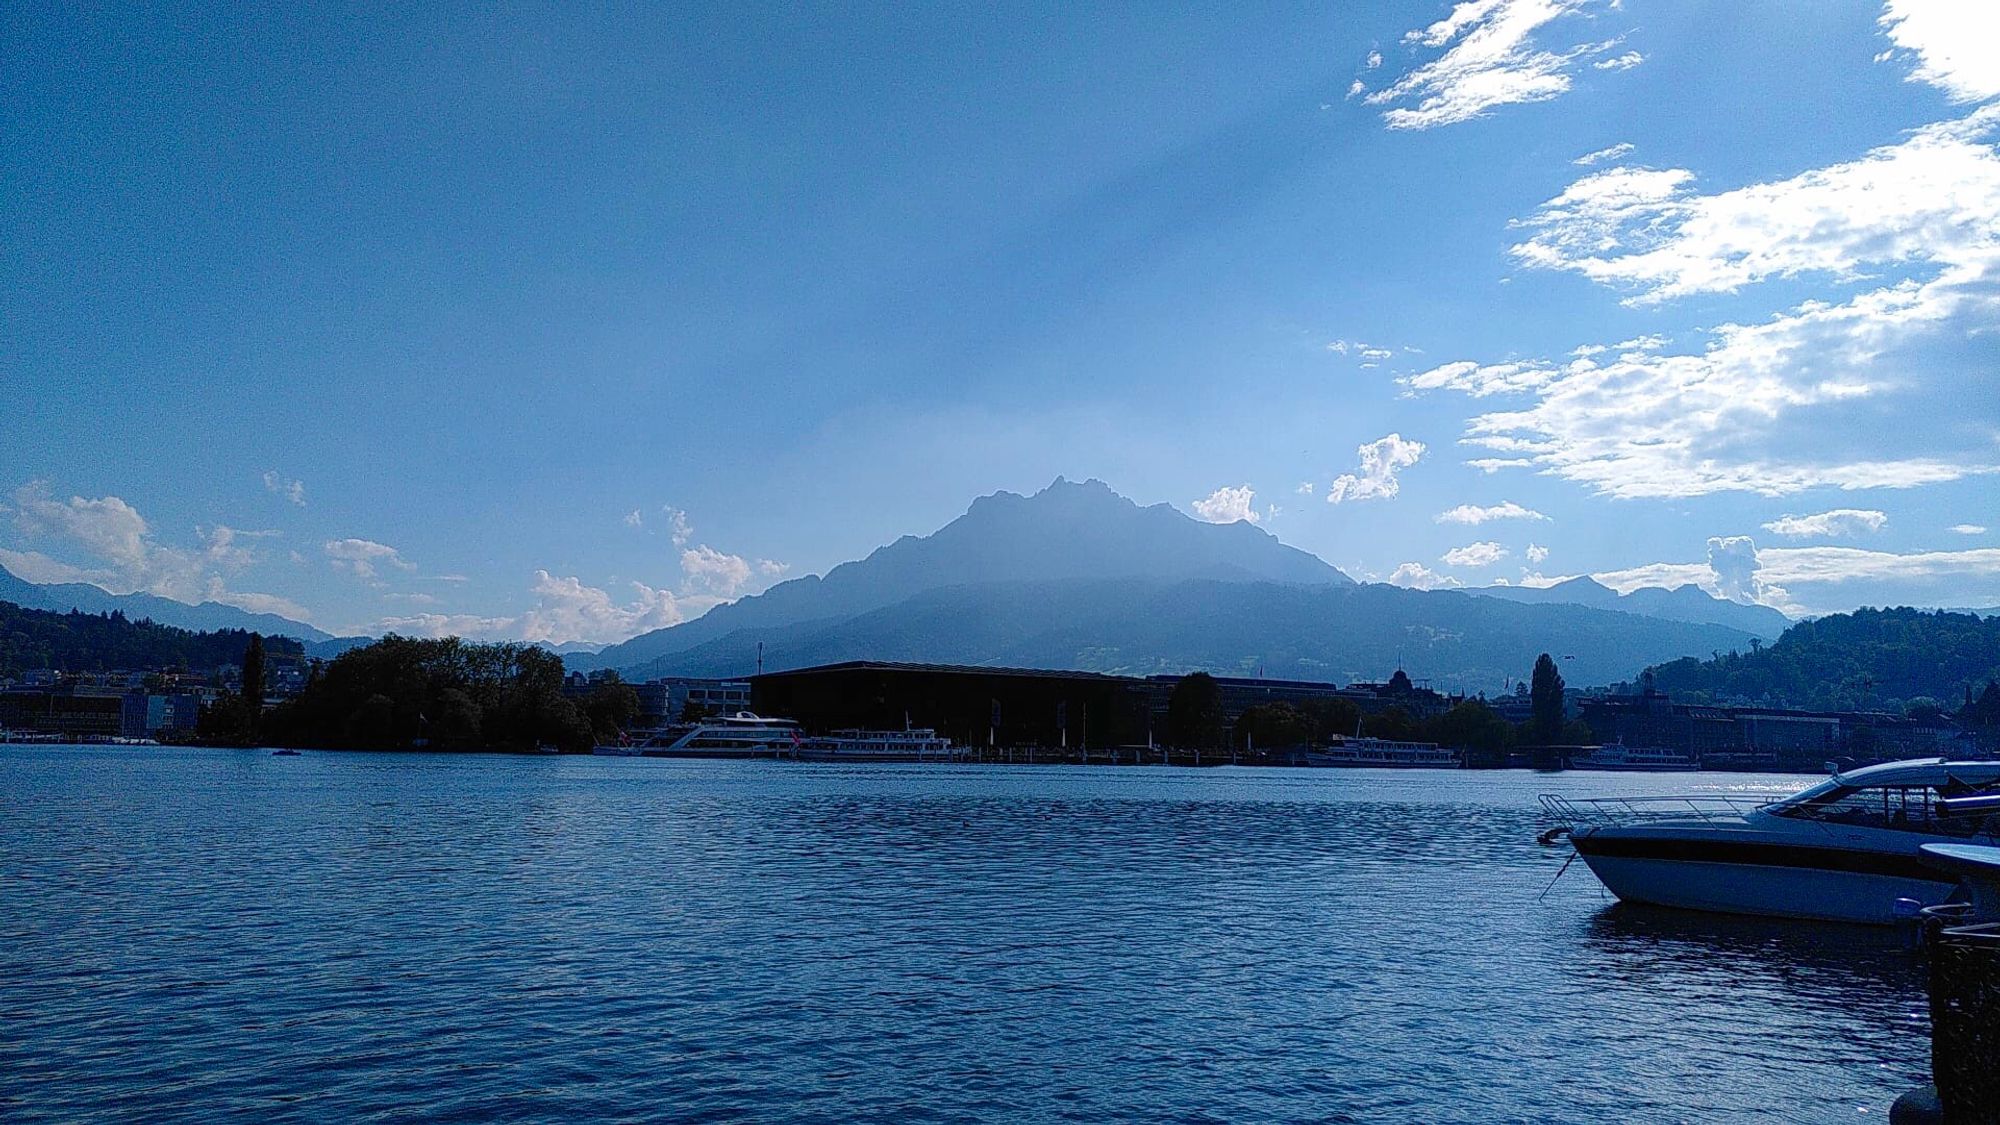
[
  {"left": 1469, "top": 576, "right": 1791, "bottom": 639},
  {"left": 578, "top": 477, "right": 1351, "bottom": 672},
  {"left": 624, "top": 577, "right": 1764, "bottom": 692},
  {"left": 0, "top": 561, "right": 334, "bottom": 642}
]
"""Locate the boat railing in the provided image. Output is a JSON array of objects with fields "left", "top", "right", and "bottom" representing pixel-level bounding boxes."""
[{"left": 1538, "top": 793, "right": 1772, "bottom": 827}]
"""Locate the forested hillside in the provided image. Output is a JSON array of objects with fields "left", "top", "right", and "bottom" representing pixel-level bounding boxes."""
[
  {"left": 0, "top": 600, "right": 300, "bottom": 674},
  {"left": 1647, "top": 607, "right": 2000, "bottom": 712}
]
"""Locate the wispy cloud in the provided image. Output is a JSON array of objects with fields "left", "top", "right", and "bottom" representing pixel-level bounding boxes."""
[
  {"left": 1436, "top": 501, "right": 1549, "bottom": 525},
  {"left": 262, "top": 470, "right": 306, "bottom": 507},
  {"left": 1950, "top": 524, "right": 1990, "bottom": 535},
  {"left": 1365, "top": 0, "right": 1630, "bottom": 130},
  {"left": 1573, "top": 141, "right": 1634, "bottom": 166},
  {"left": 1406, "top": 105, "right": 2000, "bottom": 499},
  {"left": 1761, "top": 509, "right": 1889, "bottom": 538},
  {"left": 324, "top": 538, "right": 415, "bottom": 580}
]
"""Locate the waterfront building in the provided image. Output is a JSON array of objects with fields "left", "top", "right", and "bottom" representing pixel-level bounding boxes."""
[
  {"left": 1578, "top": 685, "right": 1972, "bottom": 771},
  {"left": 0, "top": 690, "right": 123, "bottom": 740}
]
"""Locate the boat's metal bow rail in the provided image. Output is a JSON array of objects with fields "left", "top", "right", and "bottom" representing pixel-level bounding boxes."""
[{"left": 1538, "top": 793, "right": 1771, "bottom": 827}]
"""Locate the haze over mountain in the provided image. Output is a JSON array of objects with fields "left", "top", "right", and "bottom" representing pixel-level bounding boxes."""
[
  {"left": 1468, "top": 577, "right": 1791, "bottom": 639},
  {"left": 577, "top": 478, "right": 1350, "bottom": 671},
  {"left": 573, "top": 479, "right": 1770, "bottom": 691},
  {"left": 0, "top": 561, "right": 336, "bottom": 643}
]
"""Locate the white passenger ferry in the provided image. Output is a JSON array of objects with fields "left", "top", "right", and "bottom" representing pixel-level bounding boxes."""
[
  {"left": 794, "top": 728, "right": 965, "bottom": 763},
  {"left": 1305, "top": 736, "right": 1460, "bottom": 769},
  {"left": 1567, "top": 744, "right": 1698, "bottom": 772},
  {"left": 592, "top": 712, "right": 801, "bottom": 758}
]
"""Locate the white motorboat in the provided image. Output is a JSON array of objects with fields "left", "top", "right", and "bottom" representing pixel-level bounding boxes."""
[
  {"left": 794, "top": 728, "right": 965, "bottom": 762},
  {"left": 593, "top": 712, "right": 802, "bottom": 758},
  {"left": 1543, "top": 758, "right": 2000, "bottom": 924}
]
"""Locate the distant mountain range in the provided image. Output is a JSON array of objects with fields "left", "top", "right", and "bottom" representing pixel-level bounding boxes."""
[
  {"left": 569, "top": 478, "right": 1774, "bottom": 691},
  {"left": 1467, "top": 576, "right": 1791, "bottom": 639},
  {"left": 0, "top": 562, "right": 339, "bottom": 643}
]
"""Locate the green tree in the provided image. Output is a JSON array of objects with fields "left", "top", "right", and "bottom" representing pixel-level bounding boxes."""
[
  {"left": 1237, "top": 702, "right": 1311, "bottom": 749},
  {"left": 241, "top": 633, "right": 266, "bottom": 739},
  {"left": 1530, "top": 653, "right": 1566, "bottom": 743},
  {"left": 585, "top": 679, "right": 641, "bottom": 738},
  {"left": 1167, "top": 672, "right": 1224, "bottom": 749}
]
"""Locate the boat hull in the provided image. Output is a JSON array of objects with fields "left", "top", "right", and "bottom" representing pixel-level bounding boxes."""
[{"left": 1571, "top": 833, "right": 1955, "bottom": 924}]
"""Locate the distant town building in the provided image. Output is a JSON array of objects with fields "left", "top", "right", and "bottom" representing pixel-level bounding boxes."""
[{"left": 1578, "top": 684, "right": 1969, "bottom": 771}]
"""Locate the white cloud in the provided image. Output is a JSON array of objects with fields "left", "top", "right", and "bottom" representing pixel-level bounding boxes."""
[
  {"left": 1347, "top": 78, "right": 1366, "bottom": 99},
  {"left": 1365, "top": 0, "right": 1629, "bottom": 130},
  {"left": 1408, "top": 107, "right": 2000, "bottom": 500},
  {"left": 1192, "top": 484, "right": 1261, "bottom": 524},
  {"left": 1761, "top": 509, "right": 1889, "bottom": 538},
  {"left": 624, "top": 509, "right": 643, "bottom": 529},
  {"left": 663, "top": 507, "right": 693, "bottom": 548},
  {"left": 680, "top": 544, "right": 755, "bottom": 597},
  {"left": 1327, "top": 433, "right": 1426, "bottom": 503},
  {"left": 1879, "top": 0, "right": 2000, "bottom": 103},
  {"left": 1442, "top": 541, "right": 1509, "bottom": 568},
  {"left": 1387, "top": 561, "right": 1463, "bottom": 590},
  {"left": 1366, "top": 49, "right": 1383, "bottom": 70},
  {"left": 1510, "top": 108, "right": 2000, "bottom": 303},
  {"left": 1592, "top": 50, "right": 1642, "bottom": 71},
  {"left": 5, "top": 482, "right": 299, "bottom": 617},
  {"left": 1526, "top": 543, "right": 1550, "bottom": 563},
  {"left": 1593, "top": 536, "right": 2000, "bottom": 616},
  {"left": 1950, "top": 523, "right": 1989, "bottom": 534},
  {"left": 1436, "top": 500, "right": 1549, "bottom": 525},
  {"left": 1296, "top": 481, "right": 1315, "bottom": 496},
  {"left": 262, "top": 471, "right": 306, "bottom": 507},
  {"left": 757, "top": 559, "right": 790, "bottom": 579},
  {"left": 1573, "top": 141, "right": 1634, "bottom": 166},
  {"left": 519, "top": 571, "right": 687, "bottom": 645},
  {"left": 323, "top": 538, "right": 415, "bottom": 580}
]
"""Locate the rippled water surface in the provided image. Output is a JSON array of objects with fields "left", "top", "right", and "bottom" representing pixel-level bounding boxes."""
[{"left": 0, "top": 747, "right": 1932, "bottom": 1122}]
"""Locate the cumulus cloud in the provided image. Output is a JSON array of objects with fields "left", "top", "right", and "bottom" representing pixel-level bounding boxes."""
[
  {"left": 1594, "top": 535, "right": 2000, "bottom": 617},
  {"left": 1442, "top": 541, "right": 1509, "bottom": 568},
  {"left": 1365, "top": 0, "right": 1631, "bottom": 130},
  {"left": 1526, "top": 543, "right": 1550, "bottom": 563},
  {"left": 6, "top": 480, "right": 299, "bottom": 616},
  {"left": 680, "top": 545, "right": 755, "bottom": 597},
  {"left": 324, "top": 538, "right": 415, "bottom": 580},
  {"left": 1387, "top": 561, "right": 1463, "bottom": 590},
  {"left": 262, "top": 471, "right": 306, "bottom": 507},
  {"left": 1593, "top": 50, "right": 1643, "bottom": 71},
  {"left": 1879, "top": 0, "right": 2000, "bottom": 103},
  {"left": 1327, "top": 434, "right": 1426, "bottom": 503},
  {"left": 1436, "top": 501, "right": 1549, "bottom": 525},
  {"left": 1704, "top": 535, "right": 1768, "bottom": 603},
  {"left": 1192, "top": 485, "right": 1261, "bottom": 524},
  {"left": 1574, "top": 141, "right": 1634, "bottom": 166},
  {"left": 1761, "top": 509, "right": 1889, "bottom": 538}
]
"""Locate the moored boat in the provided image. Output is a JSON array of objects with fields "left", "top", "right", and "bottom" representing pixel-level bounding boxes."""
[
  {"left": 1543, "top": 758, "right": 2000, "bottom": 924},
  {"left": 1304, "top": 736, "right": 1459, "bottom": 768},
  {"left": 1566, "top": 743, "right": 1698, "bottom": 771},
  {"left": 794, "top": 728, "right": 965, "bottom": 762}
]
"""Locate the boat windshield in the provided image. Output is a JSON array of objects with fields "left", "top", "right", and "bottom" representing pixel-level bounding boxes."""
[{"left": 1768, "top": 781, "right": 2000, "bottom": 836}]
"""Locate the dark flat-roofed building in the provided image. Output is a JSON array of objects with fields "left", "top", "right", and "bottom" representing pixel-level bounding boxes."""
[{"left": 752, "top": 661, "right": 1152, "bottom": 748}]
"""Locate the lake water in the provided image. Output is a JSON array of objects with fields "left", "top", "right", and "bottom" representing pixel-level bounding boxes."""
[{"left": 0, "top": 747, "right": 1931, "bottom": 1122}]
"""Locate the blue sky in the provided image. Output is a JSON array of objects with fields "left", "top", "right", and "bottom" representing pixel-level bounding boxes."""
[{"left": 4, "top": 1, "right": 1998, "bottom": 642}]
